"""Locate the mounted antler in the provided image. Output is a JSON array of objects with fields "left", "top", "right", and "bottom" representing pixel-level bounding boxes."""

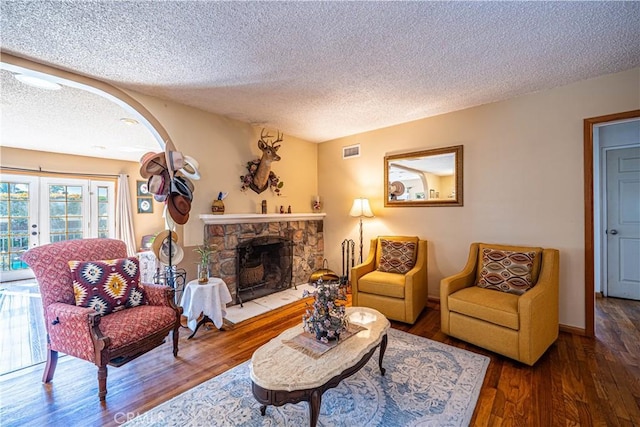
[{"left": 249, "top": 129, "right": 283, "bottom": 194}]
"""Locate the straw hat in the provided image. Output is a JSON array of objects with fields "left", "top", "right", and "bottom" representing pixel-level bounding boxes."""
[
  {"left": 179, "top": 155, "right": 201, "bottom": 180},
  {"left": 152, "top": 230, "right": 183, "bottom": 265}
]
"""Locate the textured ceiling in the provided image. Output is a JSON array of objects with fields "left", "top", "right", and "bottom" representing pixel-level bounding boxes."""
[{"left": 1, "top": 1, "right": 639, "bottom": 160}]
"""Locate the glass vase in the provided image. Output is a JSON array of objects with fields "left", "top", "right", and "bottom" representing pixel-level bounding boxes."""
[{"left": 197, "top": 264, "right": 209, "bottom": 284}]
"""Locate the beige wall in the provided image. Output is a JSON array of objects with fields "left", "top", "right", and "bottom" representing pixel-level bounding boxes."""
[
  {"left": 122, "top": 91, "right": 319, "bottom": 248},
  {"left": 0, "top": 147, "right": 165, "bottom": 246},
  {"left": 318, "top": 67, "right": 640, "bottom": 330}
]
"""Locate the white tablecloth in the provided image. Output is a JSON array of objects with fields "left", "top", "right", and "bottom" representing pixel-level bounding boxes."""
[
  {"left": 137, "top": 251, "right": 159, "bottom": 284},
  {"left": 180, "top": 278, "right": 232, "bottom": 330}
]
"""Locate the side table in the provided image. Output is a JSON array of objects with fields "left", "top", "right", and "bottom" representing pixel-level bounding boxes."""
[{"left": 180, "top": 277, "right": 232, "bottom": 339}]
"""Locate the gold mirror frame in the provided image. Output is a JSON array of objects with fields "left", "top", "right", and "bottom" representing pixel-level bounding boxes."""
[{"left": 384, "top": 145, "right": 463, "bottom": 207}]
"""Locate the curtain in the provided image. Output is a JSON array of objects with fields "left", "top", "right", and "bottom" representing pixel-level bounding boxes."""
[{"left": 115, "top": 174, "right": 137, "bottom": 256}]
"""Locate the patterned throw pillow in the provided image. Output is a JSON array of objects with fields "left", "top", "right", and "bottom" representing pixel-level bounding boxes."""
[
  {"left": 476, "top": 249, "right": 538, "bottom": 295},
  {"left": 68, "top": 257, "right": 147, "bottom": 315},
  {"left": 377, "top": 239, "right": 416, "bottom": 274}
]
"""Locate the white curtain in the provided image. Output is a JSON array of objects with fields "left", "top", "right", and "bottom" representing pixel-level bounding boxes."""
[{"left": 116, "top": 174, "right": 137, "bottom": 256}]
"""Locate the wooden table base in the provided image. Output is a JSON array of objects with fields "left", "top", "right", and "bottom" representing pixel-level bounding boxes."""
[
  {"left": 252, "top": 333, "right": 387, "bottom": 427},
  {"left": 187, "top": 315, "right": 223, "bottom": 339}
]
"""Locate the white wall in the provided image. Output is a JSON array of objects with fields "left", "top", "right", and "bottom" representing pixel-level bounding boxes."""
[{"left": 318, "top": 68, "right": 640, "bottom": 331}]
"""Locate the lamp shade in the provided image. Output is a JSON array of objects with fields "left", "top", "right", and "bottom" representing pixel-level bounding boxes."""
[{"left": 349, "top": 198, "right": 374, "bottom": 218}]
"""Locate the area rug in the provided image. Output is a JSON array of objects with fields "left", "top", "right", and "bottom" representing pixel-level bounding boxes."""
[{"left": 125, "top": 329, "right": 489, "bottom": 427}]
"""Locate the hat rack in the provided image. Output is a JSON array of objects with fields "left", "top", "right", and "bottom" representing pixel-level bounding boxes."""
[{"left": 141, "top": 137, "right": 199, "bottom": 303}]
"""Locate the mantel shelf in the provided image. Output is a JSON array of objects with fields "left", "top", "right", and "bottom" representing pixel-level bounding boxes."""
[{"left": 199, "top": 212, "right": 326, "bottom": 225}]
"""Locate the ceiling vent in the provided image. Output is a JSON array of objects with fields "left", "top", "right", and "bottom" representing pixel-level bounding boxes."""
[{"left": 342, "top": 144, "right": 360, "bottom": 159}]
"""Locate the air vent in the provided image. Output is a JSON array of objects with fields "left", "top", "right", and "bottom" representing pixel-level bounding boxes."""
[{"left": 342, "top": 144, "right": 360, "bottom": 159}]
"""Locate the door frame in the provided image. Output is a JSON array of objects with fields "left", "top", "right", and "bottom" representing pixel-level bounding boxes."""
[{"left": 583, "top": 109, "right": 640, "bottom": 337}]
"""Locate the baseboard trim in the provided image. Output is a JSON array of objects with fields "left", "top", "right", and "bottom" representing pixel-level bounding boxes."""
[{"left": 559, "top": 324, "right": 586, "bottom": 336}]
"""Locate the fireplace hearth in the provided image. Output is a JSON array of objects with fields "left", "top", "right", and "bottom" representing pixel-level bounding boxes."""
[{"left": 236, "top": 236, "right": 293, "bottom": 305}]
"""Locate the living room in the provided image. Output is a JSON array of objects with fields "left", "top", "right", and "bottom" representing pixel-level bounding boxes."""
[{"left": 1, "top": 2, "right": 639, "bottom": 426}]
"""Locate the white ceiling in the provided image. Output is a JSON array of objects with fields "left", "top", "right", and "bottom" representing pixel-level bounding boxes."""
[{"left": 1, "top": 1, "right": 639, "bottom": 161}]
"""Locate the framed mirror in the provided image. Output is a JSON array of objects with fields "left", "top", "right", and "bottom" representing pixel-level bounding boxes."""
[{"left": 384, "top": 145, "right": 463, "bottom": 207}]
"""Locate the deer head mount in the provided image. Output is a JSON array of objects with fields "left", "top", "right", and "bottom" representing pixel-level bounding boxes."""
[{"left": 241, "top": 129, "right": 284, "bottom": 195}]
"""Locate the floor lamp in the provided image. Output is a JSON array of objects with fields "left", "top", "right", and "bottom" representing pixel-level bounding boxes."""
[{"left": 349, "top": 198, "right": 374, "bottom": 263}]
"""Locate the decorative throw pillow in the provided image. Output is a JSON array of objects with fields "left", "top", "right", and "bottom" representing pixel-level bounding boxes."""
[
  {"left": 476, "top": 249, "right": 538, "bottom": 295},
  {"left": 68, "top": 257, "right": 147, "bottom": 315},
  {"left": 377, "top": 239, "right": 416, "bottom": 274}
]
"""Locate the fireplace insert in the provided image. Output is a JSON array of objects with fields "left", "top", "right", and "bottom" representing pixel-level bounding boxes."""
[{"left": 235, "top": 236, "right": 294, "bottom": 305}]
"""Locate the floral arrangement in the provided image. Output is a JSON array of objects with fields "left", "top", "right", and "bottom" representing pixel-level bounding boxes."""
[
  {"left": 240, "top": 158, "right": 284, "bottom": 195},
  {"left": 302, "top": 279, "right": 348, "bottom": 343}
]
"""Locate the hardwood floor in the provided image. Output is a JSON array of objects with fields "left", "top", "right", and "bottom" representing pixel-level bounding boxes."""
[{"left": 0, "top": 296, "right": 638, "bottom": 426}]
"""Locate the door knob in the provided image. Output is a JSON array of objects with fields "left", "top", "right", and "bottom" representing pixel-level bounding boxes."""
[{"left": 609, "top": 229, "right": 618, "bottom": 235}]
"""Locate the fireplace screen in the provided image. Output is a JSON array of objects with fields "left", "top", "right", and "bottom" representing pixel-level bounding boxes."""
[{"left": 235, "top": 236, "right": 293, "bottom": 305}]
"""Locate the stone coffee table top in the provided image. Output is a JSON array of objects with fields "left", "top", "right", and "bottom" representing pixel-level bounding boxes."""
[{"left": 250, "top": 306, "right": 390, "bottom": 391}]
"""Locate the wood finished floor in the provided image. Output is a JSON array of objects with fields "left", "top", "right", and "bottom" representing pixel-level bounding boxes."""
[{"left": 0, "top": 296, "right": 638, "bottom": 426}]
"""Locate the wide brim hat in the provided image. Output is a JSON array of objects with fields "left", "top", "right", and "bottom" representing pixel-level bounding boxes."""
[
  {"left": 390, "top": 181, "right": 405, "bottom": 196},
  {"left": 179, "top": 155, "right": 201, "bottom": 180},
  {"left": 152, "top": 230, "right": 177, "bottom": 258},
  {"left": 148, "top": 170, "right": 170, "bottom": 196},
  {"left": 165, "top": 150, "right": 185, "bottom": 174},
  {"left": 157, "top": 236, "right": 184, "bottom": 265},
  {"left": 167, "top": 193, "right": 191, "bottom": 225},
  {"left": 152, "top": 230, "right": 183, "bottom": 265},
  {"left": 140, "top": 152, "right": 167, "bottom": 179}
]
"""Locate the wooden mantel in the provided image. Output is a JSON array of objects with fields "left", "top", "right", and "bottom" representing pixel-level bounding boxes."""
[{"left": 199, "top": 212, "right": 326, "bottom": 225}]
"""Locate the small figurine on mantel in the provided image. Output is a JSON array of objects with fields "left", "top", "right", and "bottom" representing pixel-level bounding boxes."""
[
  {"left": 211, "top": 192, "right": 227, "bottom": 215},
  {"left": 280, "top": 205, "right": 284, "bottom": 214},
  {"left": 287, "top": 205, "right": 291, "bottom": 214}
]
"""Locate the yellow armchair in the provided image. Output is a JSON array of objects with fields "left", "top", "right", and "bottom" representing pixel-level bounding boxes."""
[
  {"left": 440, "top": 242, "right": 560, "bottom": 366},
  {"left": 352, "top": 236, "right": 428, "bottom": 324}
]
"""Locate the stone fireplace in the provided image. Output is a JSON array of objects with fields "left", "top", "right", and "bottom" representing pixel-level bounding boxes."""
[{"left": 200, "top": 213, "right": 326, "bottom": 304}]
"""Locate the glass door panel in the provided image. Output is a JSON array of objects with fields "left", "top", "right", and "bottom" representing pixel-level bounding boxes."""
[
  {"left": 0, "top": 175, "right": 39, "bottom": 281},
  {"left": 90, "top": 182, "right": 115, "bottom": 239},
  {"left": 40, "top": 178, "right": 89, "bottom": 245}
]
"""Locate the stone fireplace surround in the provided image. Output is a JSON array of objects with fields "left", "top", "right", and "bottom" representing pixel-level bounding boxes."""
[{"left": 200, "top": 213, "right": 326, "bottom": 304}]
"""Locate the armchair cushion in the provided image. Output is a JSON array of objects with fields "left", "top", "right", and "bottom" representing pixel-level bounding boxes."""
[
  {"left": 377, "top": 238, "right": 417, "bottom": 274},
  {"left": 69, "top": 257, "right": 147, "bottom": 316},
  {"left": 448, "top": 286, "right": 520, "bottom": 330},
  {"left": 357, "top": 270, "right": 407, "bottom": 298},
  {"left": 99, "top": 305, "right": 177, "bottom": 350}
]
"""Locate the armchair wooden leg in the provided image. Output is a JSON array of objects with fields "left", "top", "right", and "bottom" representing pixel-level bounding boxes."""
[
  {"left": 42, "top": 349, "right": 58, "bottom": 383},
  {"left": 172, "top": 325, "right": 179, "bottom": 357},
  {"left": 98, "top": 366, "right": 108, "bottom": 401}
]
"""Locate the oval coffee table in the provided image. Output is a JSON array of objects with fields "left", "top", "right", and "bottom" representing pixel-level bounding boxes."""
[{"left": 250, "top": 306, "right": 390, "bottom": 427}]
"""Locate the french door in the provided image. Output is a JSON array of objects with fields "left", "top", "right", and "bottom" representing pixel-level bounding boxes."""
[{"left": 0, "top": 174, "right": 115, "bottom": 282}]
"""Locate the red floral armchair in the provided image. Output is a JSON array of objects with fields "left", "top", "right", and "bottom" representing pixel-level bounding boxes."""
[{"left": 22, "top": 238, "right": 182, "bottom": 401}]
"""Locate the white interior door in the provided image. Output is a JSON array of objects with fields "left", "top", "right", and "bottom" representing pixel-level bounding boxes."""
[{"left": 606, "top": 146, "right": 640, "bottom": 300}]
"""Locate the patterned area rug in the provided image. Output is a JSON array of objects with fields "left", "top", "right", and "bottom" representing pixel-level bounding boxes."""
[{"left": 125, "top": 329, "right": 489, "bottom": 426}]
